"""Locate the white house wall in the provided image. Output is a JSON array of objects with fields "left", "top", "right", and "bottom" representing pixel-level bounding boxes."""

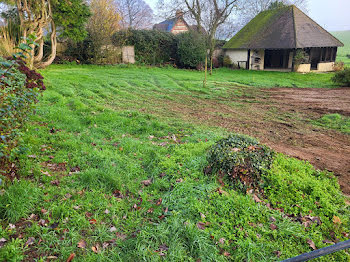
[{"left": 225, "top": 49, "right": 248, "bottom": 67}]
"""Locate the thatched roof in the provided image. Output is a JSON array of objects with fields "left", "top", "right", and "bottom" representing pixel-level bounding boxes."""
[{"left": 223, "top": 5, "right": 344, "bottom": 49}]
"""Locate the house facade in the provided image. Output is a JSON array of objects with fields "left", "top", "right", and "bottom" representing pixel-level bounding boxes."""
[
  {"left": 223, "top": 5, "right": 343, "bottom": 72},
  {"left": 153, "top": 11, "right": 190, "bottom": 35}
]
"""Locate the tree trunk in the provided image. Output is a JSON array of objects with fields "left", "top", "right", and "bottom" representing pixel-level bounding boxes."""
[
  {"left": 36, "top": 20, "right": 57, "bottom": 68},
  {"left": 203, "top": 54, "right": 207, "bottom": 87}
]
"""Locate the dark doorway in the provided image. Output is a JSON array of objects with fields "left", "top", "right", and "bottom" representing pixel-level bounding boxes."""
[
  {"left": 310, "top": 48, "right": 321, "bottom": 70},
  {"left": 264, "top": 49, "right": 289, "bottom": 69}
]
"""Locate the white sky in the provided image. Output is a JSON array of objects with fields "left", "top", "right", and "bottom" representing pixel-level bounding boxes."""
[{"left": 145, "top": 0, "right": 350, "bottom": 32}]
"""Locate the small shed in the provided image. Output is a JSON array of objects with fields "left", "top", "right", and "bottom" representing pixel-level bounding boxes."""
[{"left": 223, "top": 5, "right": 344, "bottom": 72}]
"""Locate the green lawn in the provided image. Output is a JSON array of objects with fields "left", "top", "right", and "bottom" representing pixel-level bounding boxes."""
[
  {"left": 0, "top": 65, "right": 349, "bottom": 261},
  {"left": 333, "top": 30, "right": 350, "bottom": 66},
  {"left": 313, "top": 114, "right": 350, "bottom": 134}
]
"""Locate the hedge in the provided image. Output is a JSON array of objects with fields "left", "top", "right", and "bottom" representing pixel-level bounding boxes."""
[
  {"left": 0, "top": 56, "right": 45, "bottom": 174},
  {"left": 112, "top": 29, "right": 206, "bottom": 68}
]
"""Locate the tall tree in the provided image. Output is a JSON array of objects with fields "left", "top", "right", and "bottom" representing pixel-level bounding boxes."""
[
  {"left": 157, "top": 0, "right": 238, "bottom": 77},
  {"left": 0, "top": 0, "right": 90, "bottom": 68},
  {"left": 118, "top": 0, "right": 153, "bottom": 29},
  {"left": 87, "top": 0, "right": 121, "bottom": 63}
]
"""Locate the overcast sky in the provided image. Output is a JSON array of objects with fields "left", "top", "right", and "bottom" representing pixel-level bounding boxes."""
[
  {"left": 145, "top": 0, "right": 350, "bottom": 32},
  {"left": 308, "top": 0, "right": 349, "bottom": 31}
]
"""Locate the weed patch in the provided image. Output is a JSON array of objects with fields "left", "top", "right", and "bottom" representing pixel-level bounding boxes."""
[{"left": 312, "top": 114, "right": 350, "bottom": 134}]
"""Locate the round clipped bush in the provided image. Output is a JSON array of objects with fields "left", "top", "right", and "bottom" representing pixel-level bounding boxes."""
[{"left": 206, "top": 134, "right": 274, "bottom": 190}]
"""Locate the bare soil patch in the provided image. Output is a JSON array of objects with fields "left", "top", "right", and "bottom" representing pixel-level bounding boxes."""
[{"left": 154, "top": 87, "right": 350, "bottom": 195}]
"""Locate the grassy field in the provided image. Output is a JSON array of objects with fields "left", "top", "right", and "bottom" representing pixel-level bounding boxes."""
[
  {"left": 0, "top": 65, "right": 349, "bottom": 261},
  {"left": 333, "top": 30, "right": 350, "bottom": 66}
]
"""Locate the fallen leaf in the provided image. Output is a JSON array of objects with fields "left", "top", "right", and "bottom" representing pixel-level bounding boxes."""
[
  {"left": 159, "top": 244, "right": 169, "bottom": 251},
  {"left": 0, "top": 238, "right": 7, "bottom": 247},
  {"left": 270, "top": 224, "right": 277, "bottom": 230},
  {"left": 28, "top": 213, "right": 37, "bottom": 220},
  {"left": 91, "top": 245, "right": 100, "bottom": 253},
  {"left": 269, "top": 217, "right": 276, "bottom": 222},
  {"left": 141, "top": 179, "right": 152, "bottom": 186},
  {"left": 28, "top": 155, "right": 37, "bottom": 158},
  {"left": 47, "top": 255, "right": 58, "bottom": 259},
  {"left": 110, "top": 226, "right": 117, "bottom": 232},
  {"left": 8, "top": 223, "right": 15, "bottom": 229},
  {"left": 156, "top": 198, "right": 162, "bottom": 206},
  {"left": 197, "top": 222, "right": 206, "bottom": 230},
  {"left": 89, "top": 219, "right": 97, "bottom": 224},
  {"left": 273, "top": 251, "right": 281, "bottom": 257},
  {"left": 333, "top": 216, "right": 342, "bottom": 225},
  {"left": 147, "top": 208, "right": 154, "bottom": 214},
  {"left": 65, "top": 193, "right": 72, "bottom": 199},
  {"left": 41, "top": 208, "right": 47, "bottom": 214},
  {"left": 116, "top": 232, "right": 127, "bottom": 240},
  {"left": 104, "top": 209, "right": 110, "bottom": 214},
  {"left": 219, "top": 238, "right": 225, "bottom": 245},
  {"left": 50, "top": 180, "right": 60, "bottom": 186},
  {"left": 307, "top": 239, "right": 316, "bottom": 250},
  {"left": 66, "top": 253, "right": 75, "bottom": 262},
  {"left": 252, "top": 194, "right": 262, "bottom": 203},
  {"left": 102, "top": 242, "right": 109, "bottom": 249},
  {"left": 200, "top": 213, "right": 206, "bottom": 219},
  {"left": 73, "top": 206, "right": 80, "bottom": 210},
  {"left": 77, "top": 239, "right": 86, "bottom": 249},
  {"left": 25, "top": 237, "right": 35, "bottom": 246},
  {"left": 85, "top": 212, "right": 93, "bottom": 218},
  {"left": 38, "top": 219, "right": 46, "bottom": 226},
  {"left": 49, "top": 155, "right": 55, "bottom": 159},
  {"left": 176, "top": 178, "right": 183, "bottom": 183},
  {"left": 223, "top": 251, "right": 230, "bottom": 257}
]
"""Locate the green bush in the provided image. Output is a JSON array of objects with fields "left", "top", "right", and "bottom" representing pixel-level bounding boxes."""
[
  {"left": 206, "top": 134, "right": 274, "bottom": 190},
  {"left": 332, "top": 68, "right": 350, "bottom": 86},
  {"left": 176, "top": 31, "right": 206, "bottom": 68},
  {"left": 0, "top": 51, "right": 45, "bottom": 172},
  {"left": 112, "top": 29, "right": 177, "bottom": 65},
  {"left": 223, "top": 55, "right": 232, "bottom": 67}
]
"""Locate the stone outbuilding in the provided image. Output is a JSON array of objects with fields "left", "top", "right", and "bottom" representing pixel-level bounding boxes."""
[{"left": 223, "top": 5, "right": 344, "bottom": 72}]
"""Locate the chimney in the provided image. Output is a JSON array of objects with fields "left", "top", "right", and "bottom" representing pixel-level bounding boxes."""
[{"left": 176, "top": 10, "right": 184, "bottom": 19}]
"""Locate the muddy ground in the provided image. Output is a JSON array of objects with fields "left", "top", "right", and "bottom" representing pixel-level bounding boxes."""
[{"left": 155, "top": 87, "right": 350, "bottom": 195}]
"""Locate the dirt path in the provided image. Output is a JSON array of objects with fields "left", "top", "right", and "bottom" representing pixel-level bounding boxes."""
[
  {"left": 264, "top": 88, "right": 350, "bottom": 194},
  {"left": 157, "top": 87, "right": 350, "bottom": 195}
]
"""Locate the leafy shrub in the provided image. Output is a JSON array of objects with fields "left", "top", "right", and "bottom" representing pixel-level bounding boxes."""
[
  {"left": 223, "top": 55, "right": 232, "bottom": 67},
  {"left": 112, "top": 29, "right": 177, "bottom": 65},
  {"left": 347, "top": 54, "right": 350, "bottom": 59},
  {"left": 332, "top": 68, "right": 350, "bottom": 86},
  {"left": 0, "top": 41, "right": 45, "bottom": 173},
  {"left": 293, "top": 49, "right": 309, "bottom": 68},
  {"left": 206, "top": 134, "right": 274, "bottom": 190},
  {"left": 333, "top": 61, "right": 344, "bottom": 71},
  {"left": 176, "top": 31, "right": 206, "bottom": 68}
]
